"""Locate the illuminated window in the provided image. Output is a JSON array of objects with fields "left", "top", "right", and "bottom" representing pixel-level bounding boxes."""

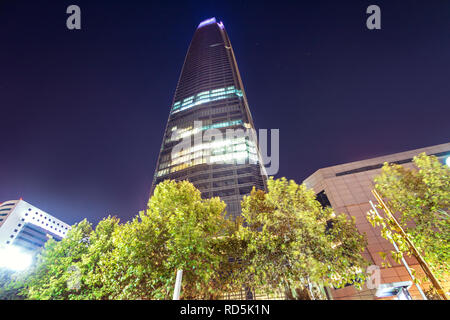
[{"left": 171, "top": 86, "right": 243, "bottom": 114}]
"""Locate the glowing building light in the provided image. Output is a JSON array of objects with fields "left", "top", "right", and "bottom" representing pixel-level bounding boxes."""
[
  {"left": 446, "top": 156, "right": 450, "bottom": 167},
  {"left": 198, "top": 17, "right": 216, "bottom": 29},
  {"left": 0, "top": 245, "right": 32, "bottom": 271},
  {"left": 171, "top": 86, "right": 243, "bottom": 114},
  {"left": 168, "top": 120, "right": 244, "bottom": 142},
  {"left": 156, "top": 137, "right": 258, "bottom": 177}
]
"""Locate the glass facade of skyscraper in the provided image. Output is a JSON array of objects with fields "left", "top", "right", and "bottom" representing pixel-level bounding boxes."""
[{"left": 151, "top": 18, "right": 267, "bottom": 218}]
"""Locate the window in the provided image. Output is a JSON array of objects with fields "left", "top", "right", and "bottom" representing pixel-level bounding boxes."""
[
  {"left": 239, "top": 186, "right": 253, "bottom": 195},
  {"left": 212, "top": 112, "right": 227, "bottom": 118},
  {"left": 0, "top": 202, "right": 15, "bottom": 207},
  {"left": 190, "top": 173, "right": 209, "bottom": 182},
  {"left": 213, "top": 189, "right": 236, "bottom": 197},
  {"left": 196, "top": 182, "right": 209, "bottom": 190},
  {"left": 213, "top": 170, "right": 234, "bottom": 179},
  {"left": 171, "top": 86, "right": 243, "bottom": 114},
  {"left": 238, "top": 176, "right": 254, "bottom": 184},
  {"left": 316, "top": 190, "right": 332, "bottom": 208},
  {"left": 213, "top": 179, "right": 235, "bottom": 188},
  {"left": 237, "top": 167, "right": 253, "bottom": 175}
]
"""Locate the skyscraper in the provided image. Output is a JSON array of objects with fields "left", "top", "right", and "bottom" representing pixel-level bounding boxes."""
[{"left": 151, "top": 18, "right": 267, "bottom": 219}]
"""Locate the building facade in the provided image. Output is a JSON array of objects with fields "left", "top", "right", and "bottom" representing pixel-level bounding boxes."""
[
  {"left": 303, "top": 142, "right": 450, "bottom": 300},
  {"left": 0, "top": 199, "right": 71, "bottom": 253},
  {"left": 151, "top": 18, "right": 267, "bottom": 219}
]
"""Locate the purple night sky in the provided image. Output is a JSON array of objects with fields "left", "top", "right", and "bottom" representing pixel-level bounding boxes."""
[{"left": 1, "top": 0, "right": 449, "bottom": 225}]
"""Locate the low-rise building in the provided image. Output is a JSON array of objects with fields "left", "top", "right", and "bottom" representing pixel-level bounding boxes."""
[
  {"left": 303, "top": 142, "right": 450, "bottom": 300},
  {"left": 0, "top": 199, "right": 71, "bottom": 253}
]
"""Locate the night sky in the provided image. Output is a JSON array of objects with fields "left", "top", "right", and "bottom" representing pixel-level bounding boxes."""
[{"left": 1, "top": 0, "right": 449, "bottom": 225}]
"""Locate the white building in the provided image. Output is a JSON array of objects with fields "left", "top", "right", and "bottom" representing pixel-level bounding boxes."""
[{"left": 0, "top": 199, "right": 71, "bottom": 253}]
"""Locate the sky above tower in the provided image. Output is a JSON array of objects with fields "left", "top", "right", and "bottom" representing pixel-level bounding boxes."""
[{"left": 0, "top": 0, "right": 449, "bottom": 225}]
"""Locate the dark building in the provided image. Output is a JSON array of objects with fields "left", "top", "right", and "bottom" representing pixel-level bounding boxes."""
[{"left": 151, "top": 18, "right": 267, "bottom": 218}]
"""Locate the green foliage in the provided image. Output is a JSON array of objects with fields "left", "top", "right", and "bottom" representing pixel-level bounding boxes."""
[
  {"left": 1, "top": 178, "right": 371, "bottom": 300},
  {"left": 15, "top": 219, "right": 93, "bottom": 299},
  {"left": 92, "top": 180, "right": 233, "bottom": 299},
  {"left": 367, "top": 153, "right": 450, "bottom": 285},
  {"left": 0, "top": 268, "right": 26, "bottom": 300},
  {"left": 76, "top": 216, "right": 121, "bottom": 299},
  {"left": 235, "top": 177, "right": 369, "bottom": 299},
  {"left": 1, "top": 218, "right": 123, "bottom": 300},
  {"left": 0, "top": 181, "right": 236, "bottom": 300}
]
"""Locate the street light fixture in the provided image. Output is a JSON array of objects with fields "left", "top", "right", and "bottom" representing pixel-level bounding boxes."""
[
  {"left": 0, "top": 245, "right": 32, "bottom": 271},
  {"left": 375, "top": 281, "right": 413, "bottom": 300}
]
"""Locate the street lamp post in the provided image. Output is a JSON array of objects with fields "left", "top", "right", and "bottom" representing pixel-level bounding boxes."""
[
  {"left": 173, "top": 269, "right": 183, "bottom": 300},
  {"left": 369, "top": 200, "right": 427, "bottom": 300}
]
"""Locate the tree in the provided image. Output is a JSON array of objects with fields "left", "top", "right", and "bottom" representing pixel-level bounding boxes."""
[
  {"left": 235, "top": 177, "right": 369, "bottom": 299},
  {"left": 14, "top": 219, "right": 93, "bottom": 299},
  {"left": 1, "top": 178, "right": 371, "bottom": 300},
  {"left": 0, "top": 268, "right": 25, "bottom": 300},
  {"left": 74, "top": 216, "right": 121, "bottom": 299},
  {"left": 367, "top": 153, "right": 450, "bottom": 295},
  {"left": 2, "top": 217, "right": 126, "bottom": 300},
  {"left": 92, "top": 179, "right": 236, "bottom": 299},
  {"left": 0, "top": 180, "right": 242, "bottom": 300}
]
